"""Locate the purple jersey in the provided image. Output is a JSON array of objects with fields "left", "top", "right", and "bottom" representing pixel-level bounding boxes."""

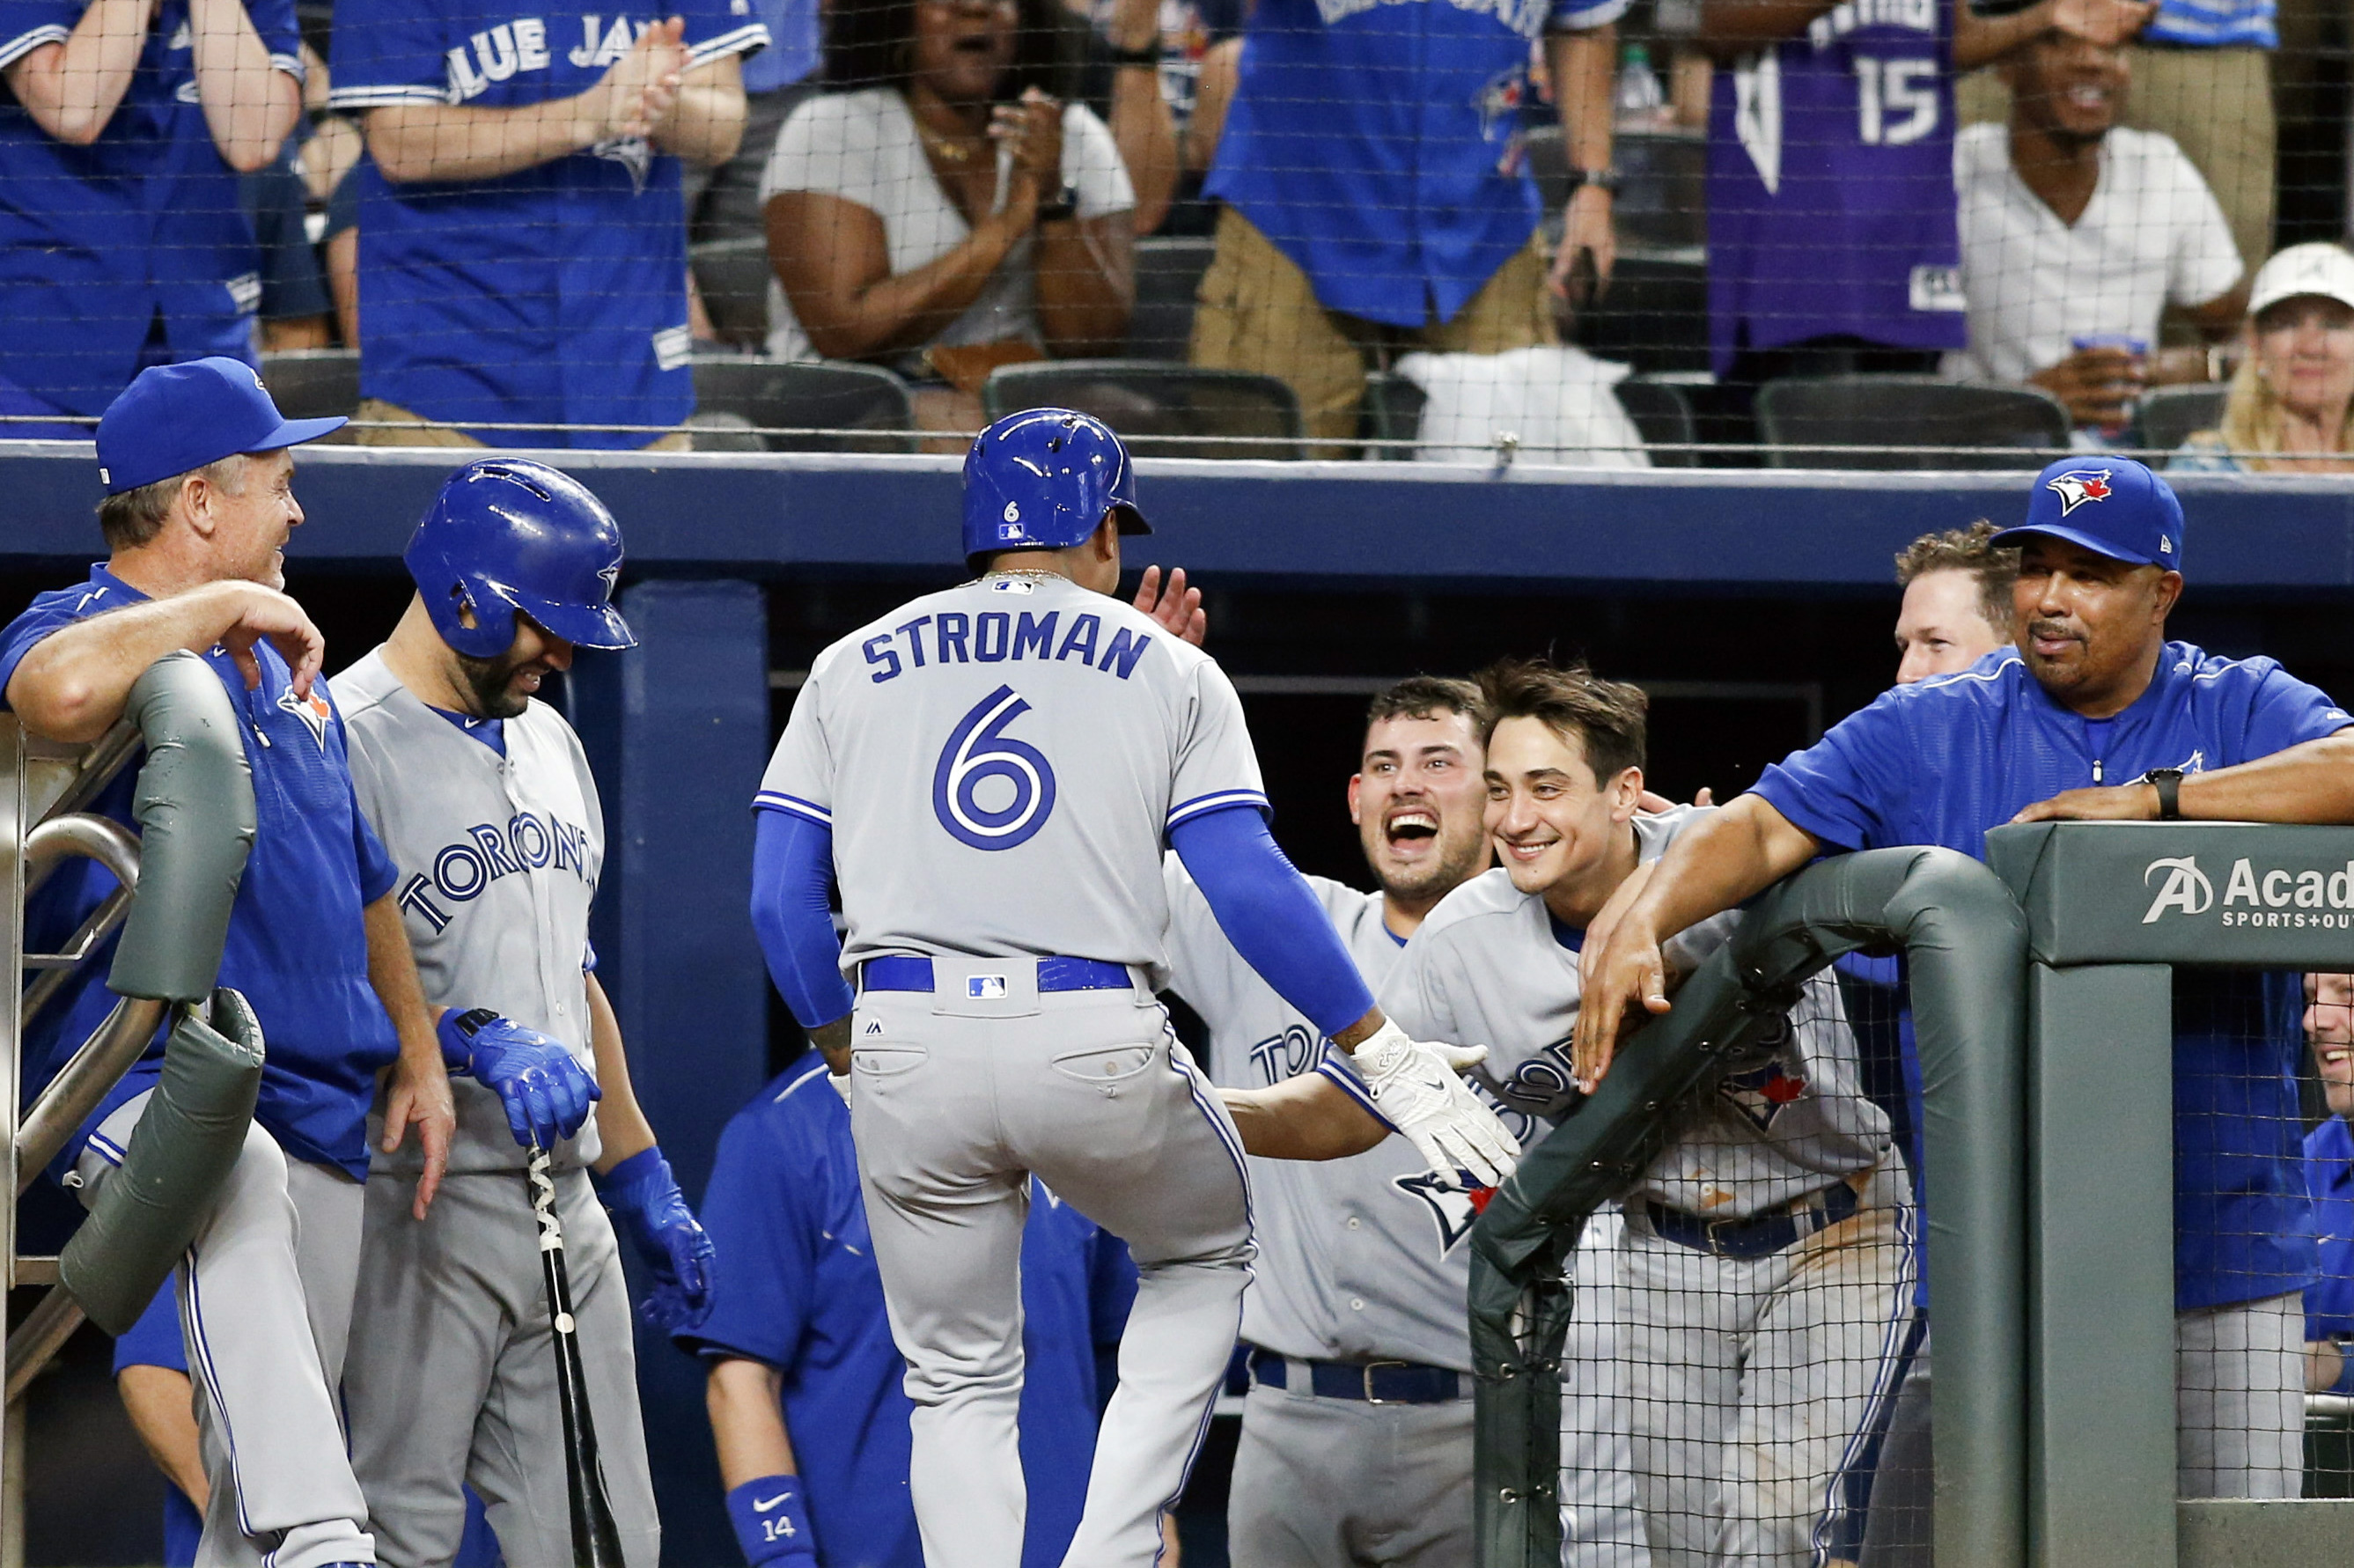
[{"left": 1706, "top": 0, "right": 1967, "bottom": 372}]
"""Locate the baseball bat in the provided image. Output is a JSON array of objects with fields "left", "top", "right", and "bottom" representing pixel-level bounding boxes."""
[{"left": 527, "top": 1143, "right": 629, "bottom": 1568}]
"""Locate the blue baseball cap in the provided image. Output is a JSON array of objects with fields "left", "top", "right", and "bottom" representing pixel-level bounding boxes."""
[
  {"left": 1990, "top": 456, "right": 2186, "bottom": 571},
  {"left": 95, "top": 357, "right": 347, "bottom": 496}
]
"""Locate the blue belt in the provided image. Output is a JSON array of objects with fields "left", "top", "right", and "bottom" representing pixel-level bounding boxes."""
[
  {"left": 860, "top": 956, "right": 1134, "bottom": 994},
  {"left": 1247, "top": 1347, "right": 1463, "bottom": 1404},
  {"left": 1644, "top": 1174, "right": 1865, "bottom": 1261}
]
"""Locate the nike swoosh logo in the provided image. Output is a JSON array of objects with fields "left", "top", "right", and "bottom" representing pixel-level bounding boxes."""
[{"left": 752, "top": 1495, "right": 789, "bottom": 1513}]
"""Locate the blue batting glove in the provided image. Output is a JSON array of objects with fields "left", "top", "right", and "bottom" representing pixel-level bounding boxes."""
[
  {"left": 437, "top": 1008, "right": 601, "bottom": 1151},
  {"left": 725, "top": 1476, "right": 816, "bottom": 1567},
  {"left": 596, "top": 1145, "right": 716, "bottom": 1331}
]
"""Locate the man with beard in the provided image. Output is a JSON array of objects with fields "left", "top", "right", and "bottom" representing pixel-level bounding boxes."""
[
  {"left": 1579, "top": 456, "right": 2354, "bottom": 1553},
  {"left": 335, "top": 459, "right": 715, "bottom": 1567},
  {"left": 1160, "top": 676, "right": 1648, "bottom": 1565}
]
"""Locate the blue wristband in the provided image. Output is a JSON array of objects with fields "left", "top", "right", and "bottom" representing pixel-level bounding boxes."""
[{"left": 726, "top": 1476, "right": 815, "bottom": 1566}]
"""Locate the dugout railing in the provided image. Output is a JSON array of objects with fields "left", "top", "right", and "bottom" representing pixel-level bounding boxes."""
[
  {"left": 0, "top": 656, "right": 259, "bottom": 1568},
  {"left": 1471, "top": 823, "right": 2354, "bottom": 1568}
]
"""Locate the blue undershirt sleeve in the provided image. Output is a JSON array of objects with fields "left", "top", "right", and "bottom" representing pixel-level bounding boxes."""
[
  {"left": 1167, "top": 805, "right": 1375, "bottom": 1038},
  {"left": 750, "top": 807, "right": 857, "bottom": 1032}
]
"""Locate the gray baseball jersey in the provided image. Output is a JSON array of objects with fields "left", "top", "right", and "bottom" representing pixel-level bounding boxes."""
[
  {"left": 1160, "top": 859, "right": 1484, "bottom": 1370},
  {"left": 759, "top": 573, "right": 1264, "bottom": 983},
  {"left": 1381, "top": 808, "right": 1888, "bottom": 1218},
  {"left": 339, "top": 649, "right": 606, "bottom": 1174}
]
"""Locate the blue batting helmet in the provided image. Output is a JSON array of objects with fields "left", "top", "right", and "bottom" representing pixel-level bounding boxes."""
[
  {"left": 404, "top": 459, "right": 636, "bottom": 659},
  {"left": 960, "top": 408, "right": 1151, "bottom": 563}
]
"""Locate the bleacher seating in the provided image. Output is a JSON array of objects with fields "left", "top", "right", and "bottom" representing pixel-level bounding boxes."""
[
  {"left": 1124, "top": 238, "right": 1217, "bottom": 362},
  {"left": 689, "top": 357, "right": 916, "bottom": 453},
  {"left": 981, "top": 362, "right": 1305, "bottom": 460},
  {"left": 1754, "top": 376, "right": 2071, "bottom": 470},
  {"left": 2133, "top": 384, "right": 2233, "bottom": 464},
  {"left": 1362, "top": 372, "right": 1699, "bottom": 466},
  {"left": 259, "top": 350, "right": 360, "bottom": 424}
]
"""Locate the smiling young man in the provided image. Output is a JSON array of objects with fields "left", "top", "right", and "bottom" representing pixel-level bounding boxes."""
[
  {"left": 1579, "top": 457, "right": 2354, "bottom": 1528},
  {"left": 1892, "top": 522, "right": 2017, "bottom": 686},
  {"left": 1382, "top": 658, "right": 1905, "bottom": 1567}
]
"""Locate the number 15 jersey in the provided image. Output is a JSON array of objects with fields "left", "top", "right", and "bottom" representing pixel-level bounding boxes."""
[{"left": 758, "top": 572, "right": 1269, "bottom": 983}]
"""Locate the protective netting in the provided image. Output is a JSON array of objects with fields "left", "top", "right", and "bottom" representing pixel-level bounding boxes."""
[{"left": 4, "top": 1, "right": 2351, "bottom": 461}]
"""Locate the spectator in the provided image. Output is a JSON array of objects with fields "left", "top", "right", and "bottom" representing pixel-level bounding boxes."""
[
  {"left": 2304, "top": 973, "right": 2354, "bottom": 1397},
  {"left": 1188, "top": 0, "right": 1623, "bottom": 449},
  {"left": 1071, "top": 0, "right": 1217, "bottom": 236},
  {"left": 240, "top": 144, "right": 334, "bottom": 351},
  {"left": 1696, "top": 0, "right": 2132, "bottom": 437},
  {"left": 680, "top": 1052, "right": 1148, "bottom": 1568},
  {"left": 2174, "top": 241, "right": 2354, "bottom": 473},
  {"left": 0, "top": 0, "right": 303, "bottom": 436},
  {"left": 1892, "top": 521, "right": 2018, "bottom": 684},
  {"left": 329, "top": 4, "right": 767, "bottom": 447},
  {"left": 761, "top": 0, "right": 1136, "bottom": 436},
  {"left": 1946, "top": 26, "right": 2243, "bottom": 438},
  {"left": 682, "top": 0, "right": 820, "bottom": 342}
]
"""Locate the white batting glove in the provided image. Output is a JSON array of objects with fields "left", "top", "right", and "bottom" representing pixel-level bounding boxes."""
[{"left": 1350, "top": 1020, "right": 1520, "bottom": 1189}]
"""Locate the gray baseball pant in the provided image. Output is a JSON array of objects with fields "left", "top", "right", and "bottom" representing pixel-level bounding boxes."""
[
  {"left": 1225, "top": 1380, "right": 1471, "bottom": 1567},
  {"left": 342, "top": 1166, "right": 658, "bottom": 1568},
  {"left": 1619, "top": 1165, "right": 1914, "bottom": 1568},
  {"left": 1562, "top": 1206, "right": 1651, "bottom": 1568},
  {"left": 77, "top": 1091, "right": 375, "bottom": 1568},
  {"left": 849, "top": 964, "right": 1252, "bottom": 1568}
]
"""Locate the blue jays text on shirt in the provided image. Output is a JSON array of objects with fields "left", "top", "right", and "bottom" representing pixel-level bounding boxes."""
[
  {"left": 861, "top": 611, "right": 1155, "bottom": 683},
  {"left": 396, "top": 810, "right": 594, "bottom": 931},
  {"left": 443, "top": 12, "right": 739, "bottom": 99}
]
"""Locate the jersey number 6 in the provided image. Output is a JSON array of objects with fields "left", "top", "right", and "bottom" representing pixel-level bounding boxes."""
[{"left": 933, "top": 684, "right": 1057, "bottom": 850}]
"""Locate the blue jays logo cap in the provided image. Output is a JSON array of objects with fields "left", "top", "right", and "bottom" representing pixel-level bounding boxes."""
[
  {"left": 1989, "top": 455, "right": 2186, "bottom": 571},
  {"left": 95, "top": 357, "right": 347, "bottom": 496}
]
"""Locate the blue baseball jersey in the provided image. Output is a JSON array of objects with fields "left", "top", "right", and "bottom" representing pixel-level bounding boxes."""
[
  {"left": 1203, "top": 0, "right": 1627, "bottom": 330},
  {"left": 2144, "top": 0, "right": 2275, "bottom": 48},
  {"left": 0, "top": 0, "right": 303, "bottom": 417},
  {"left": 2307, "top": 1116, "right": 2354, "bottom": 1346},
  {"left": 327, "top": 3, "right": 768, "bottom": 445},
  {"left": 1750, "top": 642, "right": 2353, "bottom": 1311},
  {"left": 739, "top": 0, "right": 815, "bottom": 92},
  {"left": 1, "top": 565, "right": 402, "bottom": 1181},
  {"left": 1705, "top": 0, "right": 1967, "bottom": 373},
  {"left": 680, "top": 1054, "right": 1138, "bottom": 1568}
]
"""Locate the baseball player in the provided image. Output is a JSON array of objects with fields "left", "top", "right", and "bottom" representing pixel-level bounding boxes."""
[
  {"left": 1892, "top": 523, "right": 2018, "bottom": 687},
  {"left": 2, "top": 357, "right": 457, "bottom": 1568},
  {"left": 1384, "top": 658, "right": 1912, "bottom": 1568},
  {"left": 1157, "top": 674, "right": 1647, "bottom": 1566},
  {"left": 335, "top": 460, "right": 716, "bottom": 1568},
  {"left": 747, "top": 407, "right": 1512, "bottom": 1568},
  {"left": 327, "top": 0, "right": 764, "bottom": 446},
  {"left": 683, "top": 1052, "right": 1144, "bottom": 1568},
  {"left": 1581, "top": 458, "right": 2354, "bottom": 1543}
]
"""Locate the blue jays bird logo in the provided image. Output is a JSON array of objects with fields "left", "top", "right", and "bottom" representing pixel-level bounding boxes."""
[
  {"left": 1394, "top": 1169, "right": 1497, "bottom": 1255},
  {"left": 2045, "top": 468, "right": 2113, "bottom": 515},
  {"left": 276, "top": 686, "right": 332, "bottom": 749}
]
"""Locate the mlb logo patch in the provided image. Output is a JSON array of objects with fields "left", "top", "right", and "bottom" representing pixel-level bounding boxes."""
[{"left": 967, "top": 975, "right": 1008, "bottom": 1000}]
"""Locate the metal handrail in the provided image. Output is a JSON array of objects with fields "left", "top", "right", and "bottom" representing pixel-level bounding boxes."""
[{"left": 14, "top": 996, "right": 169, "bottom": 1194}]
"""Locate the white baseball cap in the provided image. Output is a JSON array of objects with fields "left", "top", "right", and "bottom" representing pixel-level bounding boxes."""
[{"left": 2247, "top": 242, "right": 2354, "bottom": 319}]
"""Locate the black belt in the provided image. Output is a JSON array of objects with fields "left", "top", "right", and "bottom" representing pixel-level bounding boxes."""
[
  {"left": 1644, "top": 1174, "right": 1865, "bottom": 1261},
  {"left": 1247, "top": 1347, "right": 1463, "bottom": 1404}
]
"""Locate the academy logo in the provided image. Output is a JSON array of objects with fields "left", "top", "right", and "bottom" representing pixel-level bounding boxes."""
[
  {"left": 2141, "top": 853, "right": 2354, "bottom": 928},
  {"left": 276, "top": 685, "right": 332, "bottom": 749},
  {"left": 1393, "top": 1170, "right": 1497, "bottom": 1255},
  {"left": 2044, "top": 468, "right": 2113, "bottom": 515}
]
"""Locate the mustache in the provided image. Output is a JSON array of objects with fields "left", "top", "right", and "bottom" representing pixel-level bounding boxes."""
[{"left": 2027, "top": 619, "right": 2084, "bottom": 644}]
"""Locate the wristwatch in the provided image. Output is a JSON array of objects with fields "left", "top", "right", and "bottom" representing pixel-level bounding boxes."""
[
  {"left": 2143, "top": 767, "right": 2186, "bottom": 821},
  {"left": 1036, "top": 184, "right": 1080, "bottom": 223},
  {"left": 1106, "top": 43, "right": 1160, "bottom": 68},
  {"left": 1567, "top": 166, "right": 1622, "bottom": 195}
]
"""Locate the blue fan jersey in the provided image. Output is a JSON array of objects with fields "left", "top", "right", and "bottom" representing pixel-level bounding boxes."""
[
  {"left": 327, "top": 3, "right": 768, "bottom": 446},
  {"left": 1204, "top": 0, "right": 1628, "bottom": 330},
  {"left": 1750, "top": 643, "right": 2353, "bottom": 1311},
  {"left": 0, "top": 565, "right": 403, "bottom": 1181},
  {"left": 680, "top": 1053, "right": 1140, "bottom": 1568},
  {"left": 2307, "top": 1117, "right": 2354, "bottom": 1358},
  {"left": 0, "top": 0, "right": 303, "bottom": 417},
  {"left": 1706, "top": 0, "right": 1967, "bottom": 372}
]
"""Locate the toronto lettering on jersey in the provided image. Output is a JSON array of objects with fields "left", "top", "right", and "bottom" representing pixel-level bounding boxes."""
[
  {"left": 1806, "top": 0, "right": 1938, "bottom": 48},
  {"left": 2142, "top": 854, "right": 2354, "bottom": 929},
  {"left": 861, "top": 611, "right": 1153, "bottom": 684},
  {"left": 445, "top": 14, "right": 653, "bottom": 102},
  {"left": 1312, "top": 0, "right": 1554, "bottom": 42},
  {"left": 396, "top": 810, "right": 593, "bottom": 931}
]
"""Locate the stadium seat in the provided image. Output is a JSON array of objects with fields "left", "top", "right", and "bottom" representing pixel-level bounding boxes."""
[
  {"left": 690, "top": 236, "right": 773, "bottom": 349},
  {"left": 1565, "top": 254, "right": 1710, "bottom": 377},
  {"left": 258, "top": 350, "right": 360, "bottom": 424},
  {"left": 1124, "top": 238, "right": 1217, "bottom": 361},
  {"left": 1754, "top": 375, "right": 2072, "bottom": 469},
  {"left": 2133, "top": 384, "right": 2232, "bottom": 463},
  {"left": 981, "top": 361, "right": 1306, "bottom": 460},
  {"left": 689, "top": 357, "right": 917, "bottom": 453},
  {"left": 1361, "top": 371, "right": 1699, "bottom": 467}
]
